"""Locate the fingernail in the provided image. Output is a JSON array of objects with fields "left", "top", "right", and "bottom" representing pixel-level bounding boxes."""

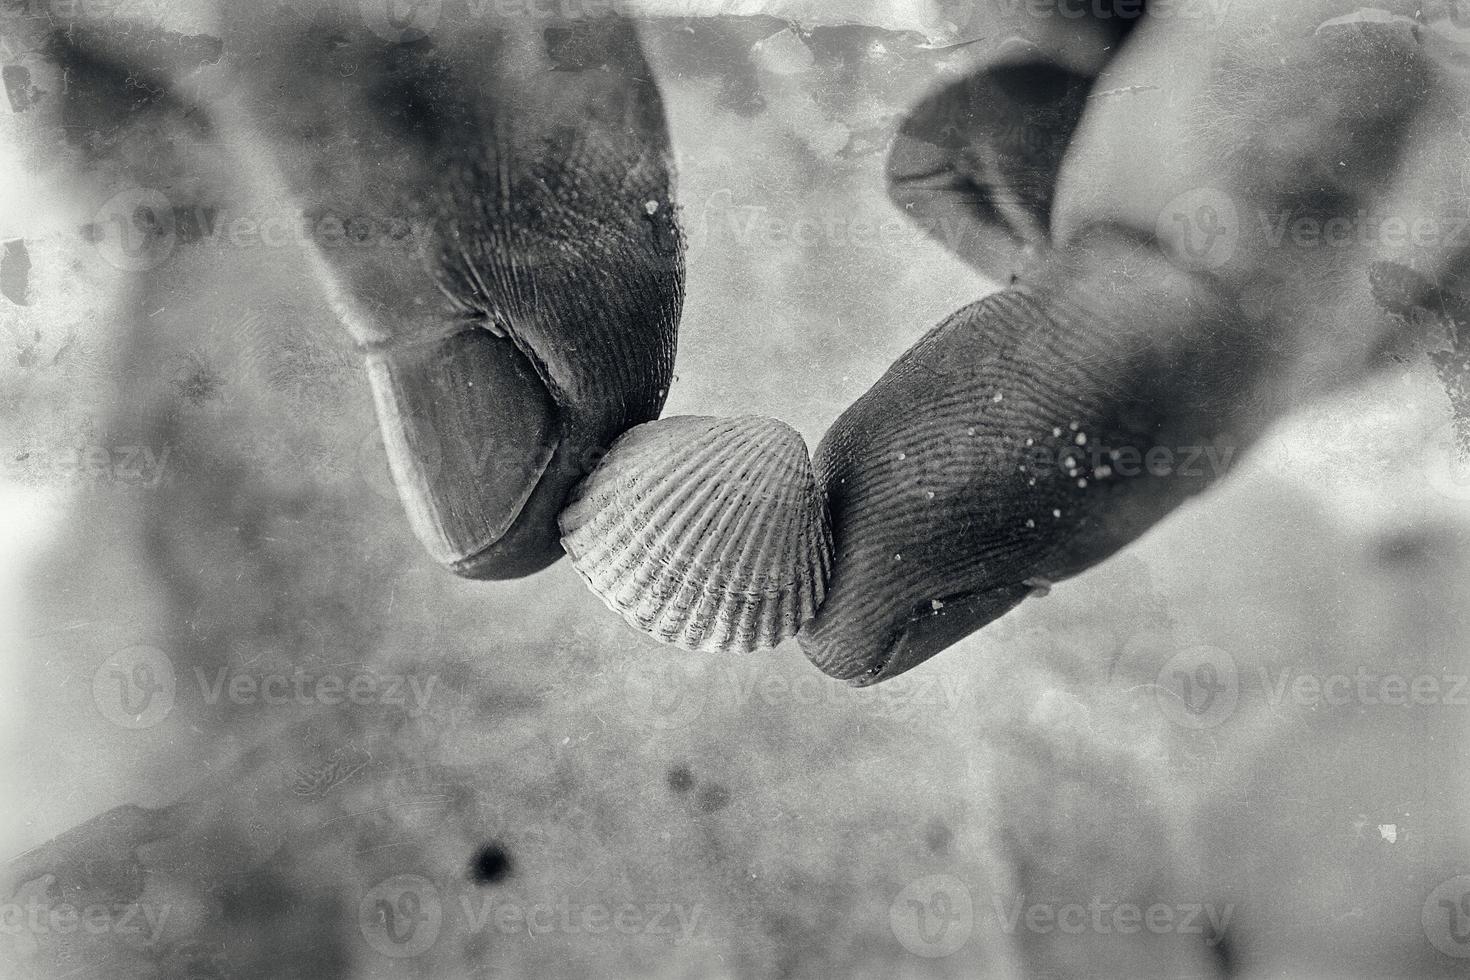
[{"left": 365, "top": 326, "right": 560, "bottom": 572}]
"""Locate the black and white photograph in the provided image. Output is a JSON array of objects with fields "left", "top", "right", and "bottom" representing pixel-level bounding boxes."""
[{"left": 3, "top": 0, "right": 1470, "bottom": 976}]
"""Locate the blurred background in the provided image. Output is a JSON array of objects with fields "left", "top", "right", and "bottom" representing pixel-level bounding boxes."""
[{"left": 2, "top": 3, "right": 1470, "bottom": 977}]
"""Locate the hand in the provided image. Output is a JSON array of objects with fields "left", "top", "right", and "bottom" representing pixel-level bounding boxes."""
[
  {"left": 5, "top": 4, "right": 1470, "bottom": 977},
  {"left": 11, "top": 3, "right": 1461, "bottom": 679},
  {"left": 799, "top": 0, "right": 1470, "bottom": 681},
  {"left": 3, "top": 2, "right": 686, "bottom": 580},
  {"left": 199, "top": 1, "right": 1466, "bottom": 685}
]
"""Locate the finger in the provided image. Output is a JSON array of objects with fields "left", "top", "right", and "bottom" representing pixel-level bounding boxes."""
[
  {"left": 800, "top": 0, "right": 1467, "bottom": 684},
  {"left": 1055, "top": 2, "right": 1470, "bottom": 972},
  {"left": 213, "top": 9, "right": 683, "bottom": 578},
  {"left": 797, "top": 6, "right": 1211, "bottom": 681},
  {"left": 884, "top": 9, "right": 1138, "bottom": 285},
  {"left": 884, "top": 60, "right": 1093, "bottom": 284},
  {"left": 797, "top": 228, "right": 1260, "bottom": 683},
  {"left": 1055, "top": 0, "right": 1459, "bottom": 401}
]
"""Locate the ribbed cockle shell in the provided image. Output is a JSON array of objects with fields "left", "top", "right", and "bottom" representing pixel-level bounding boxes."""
[{"left": 558, "top": 416, "right": 833, "bottom": 653}]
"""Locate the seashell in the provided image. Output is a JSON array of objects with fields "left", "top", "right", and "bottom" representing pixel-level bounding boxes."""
[{"left": 558, "top": 416, "right": 833, "bottom": 653}]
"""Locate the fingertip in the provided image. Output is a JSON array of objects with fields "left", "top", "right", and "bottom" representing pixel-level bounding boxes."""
[
  {"left": 795, "top": 229, "right": 1263, "bottom": 684},
  {"left": 799, "top": 584, "right": 1031, "bottom": 685},
  {"left": 884, "top": 59, "right": 1092, "bottom": 282}
]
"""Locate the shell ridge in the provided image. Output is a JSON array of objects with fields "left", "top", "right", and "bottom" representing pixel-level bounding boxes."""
[
  {"left": 558, "top": 414, "right": 833, "bottom": 654},
  {"left": 617, "top": 426, "right": 768, "bottom": 619}
]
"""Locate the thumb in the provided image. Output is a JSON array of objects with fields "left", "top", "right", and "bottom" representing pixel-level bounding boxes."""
[{"left": 797, "top": 228, "right": 1268, "bottom": 684}]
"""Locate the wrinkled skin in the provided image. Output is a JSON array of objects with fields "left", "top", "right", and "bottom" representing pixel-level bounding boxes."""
[
  {"left": 215, "top": 11, "right": 685, "bottom": 579},
  {"left": 3, "top": 1, "right": 1470, "bottom": 978}
]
